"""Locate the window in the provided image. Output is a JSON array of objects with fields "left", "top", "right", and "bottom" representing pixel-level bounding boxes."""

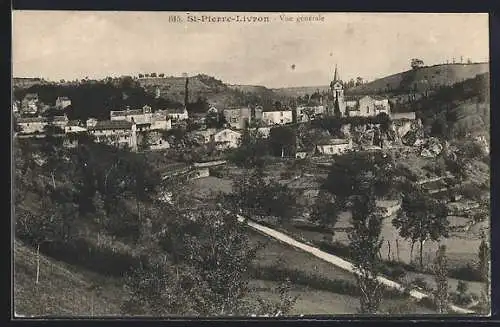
[
  {"left": 280, "top": 119, "right": 284, "bottom": 124},
  {"left": 366, "top": 107, "right": 369, "bottom": 114},
  {"left": 280, "top": 112, "right": 283, "bottom": 116}
]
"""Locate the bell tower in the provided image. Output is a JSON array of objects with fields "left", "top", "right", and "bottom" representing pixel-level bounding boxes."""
[{"left": 329, "top": 64, "right": 346, "bottom": 116}]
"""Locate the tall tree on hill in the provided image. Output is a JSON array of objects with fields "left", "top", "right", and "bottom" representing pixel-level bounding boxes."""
[
  {"left": 184, "top": 77, "right": 189, "bottom": 108},
  {"left": 348, "top": 191, "right": 384, "bottom": 314},
  {"left": 392, "top": 187, "right": 449, "bottom": 268}
]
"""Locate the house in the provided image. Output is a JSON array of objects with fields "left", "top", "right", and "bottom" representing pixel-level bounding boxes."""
[
  {"left": 55, "top": 96, "right": 72, "bottom": 110},
  {"left": 295, "top": 149, "right": 309, "bottom": 159},
  {"left": 213, "top": 129, "right": 242, "bottom": 149},
  {"left": 16, "top": 115, "right": 68, "bottom": 134},
  {"left": 64, "top": 120, "right": 87, "bottom": 134},
  {"left": 251, "top": 126, "right": 271, "bottom": 138},
  {"left": 146, "top": 131, "right": 170, "bottom": 151},
  {"left": 151, "top": 111, "right": 172, "bottom": 131},
  {"left": 193, "top": 128, "right": 218, "bottom": 144},
  {"left": 87, "top": 120, "right": 138, "bottom": 152},
  {"left": 223, "top": 107, "right": 251, "bottom": 129},
  {"left": 16, "top": 117, "right": 48, "bottom": 134},
  {"left": 316, "top": 138, "right": 353, "bottom": 155},
  {"left": 296, "top": 105, "right": 326, "bottom": 122},
  {"left": 12, "top": 100, "right": 20, "bottom": 114},
  {"left": 262, "top": 108, "right": 293, "bottom": 126},
  {"left": 110, "top": 105, "right": 153, "bottom": 124},
  {"left": 207, "top": 105, "right": 218, "bottom": 114},
  {"left": 345, "top": 95, "right": 391, "bottom": 117},
  {"left": 165, "top": 107, "right": 189, "bottom": 121},
  {"left": 21, "top": 93, "right": 39, "bottom": 115}
]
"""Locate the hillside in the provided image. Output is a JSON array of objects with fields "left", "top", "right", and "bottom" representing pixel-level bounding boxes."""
[
  {"left": 408, "top": 72, "right": 490, "bottom": 139},
  {"left": 138, "top": 75, "right": 286, "bottom": 108},
  {"left": 348, "top": 62, "right": 489, "bottom": 96},
  {"left": 272, "top": 86, "right": 331, "bottom": 98},
  {"left": 14, "top": 240, "right": 126, "bottom": 317}
]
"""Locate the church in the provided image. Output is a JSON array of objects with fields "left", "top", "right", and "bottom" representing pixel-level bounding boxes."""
[{"left": 326, "top": 65, "right": 391, "bottom": 118}]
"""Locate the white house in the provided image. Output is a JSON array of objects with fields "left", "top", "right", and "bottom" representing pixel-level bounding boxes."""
[
  {"left": 87, "top": 120, "right": 138, "bottom": 152},
  {"left": 151, "top": 111, "right": 172, "bottom": 130},
  {"left": 296, "top": 105, "right": 326, "bottom": 122},
  {"left": 262, "top": 109, "right": 293, "bottom": 126},
  {"left": 214, "top": 129, "right": 242, "bottom": 149},
  {"left": 64, "top": 120, "right": 87, "bottom": 134},
  {"left": 345, "top": 95, "right": 391, "bottom": 117},
  {"left": 17, "top": 115, "right": 68, "bottom": 134},
  {"left": 56, "top": 96, "right": 72, "bottom": 110},
  {"left": 165, "top": 107, "right": 189, "bottom": 121},
  {"left": 110, "top": 105, "right": 153, "bottom": 124},
  {"left": 316, "top": 138, "right": 353, "bottom": 155}
]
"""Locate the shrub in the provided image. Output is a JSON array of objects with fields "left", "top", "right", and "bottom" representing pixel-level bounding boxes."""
[{"left": 448, "top": 264, "right": 482, "bottom": 282}]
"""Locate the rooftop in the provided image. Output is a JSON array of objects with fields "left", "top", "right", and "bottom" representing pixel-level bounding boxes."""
[
  {"left": 318, "top": 138, "right": 351, "bottom": 146},
  {"left": 89, "top": 120, "right": 133, "bottom": 130},
  {"left": 110, "top": 109, "right": 144, "bottom": 117},
  {"left": 17, "top": 115, "right": 68, "bottom": 123}
]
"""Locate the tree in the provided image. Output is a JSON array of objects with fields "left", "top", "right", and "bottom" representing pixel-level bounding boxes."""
[
  {"left": 159, "top": 73, "right": 165, "bottom": 78},
  {"left": 205, "top": 111, "right": 226, "bottom": 129},
  {"left": 229, "top": 168, "right": 298, "bottom": 223},
  {"left": 348, "top": 192, "right": 384, "bottom": 314},
  {"left": 392, "top": 188, "right": 449, "bottom": 268},
  {"left": 432, "top": 245, "right": 449, "bottom": 313},
  {"left": 355, "top": 77, "right": 364, "bottom": 86},
  {"left": 310, "top": 190, "right": 339, "bottom": 230},
  {"left": 269, "top": 126, "right": 297, "bottom": 158},
  {"left": 124, "top": 209, "right": 272, "bottom": 316},
  {"left": 478, "top": 232, "right": 490, "bottom": 312},
  {"left": 138, "top": 74, "right": 144, "bottom": 78},
  {"left": 228, "top": 128, "right": 268, "bottom": 169},
  {"left": 411, "top": 58, "right": 425, "bottom": 70}
]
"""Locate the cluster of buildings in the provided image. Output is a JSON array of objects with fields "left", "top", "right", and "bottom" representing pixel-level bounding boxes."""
[
  {"left": 14, "top": 65, "right": 416, "bottom": 158},
  {"left": 13, "top": 93, "right": 72, "bottom": 117},
  {"left": 15, "top": 99, "right": 190, "bottom": 152}
]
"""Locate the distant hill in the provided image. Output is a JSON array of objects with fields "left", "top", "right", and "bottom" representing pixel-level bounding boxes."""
[
  {"left": 13, "top": 77, "right": 51, "bottom": 89},
  {"left": 138, "top": 75, "right": 286, "bottom": 109},
  {"left": 272, "top": 86, "right": 331, "bottom": 98},
  {"left": 348, "top": 62, "right": 489, "bottom": 96},
  {"left": 409, "top": 72, "right": 490, "bottom": 140}
]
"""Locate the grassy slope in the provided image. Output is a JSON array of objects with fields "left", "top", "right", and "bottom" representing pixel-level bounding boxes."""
[
  {"left": 138, "top": 76, "right": 281, "bottom": 108},
  {"left": 348, "top": 63, "right": 489, "bottom": 95},
  {"left": 14, "top": 240, "right": 126, "bottom": 317}
]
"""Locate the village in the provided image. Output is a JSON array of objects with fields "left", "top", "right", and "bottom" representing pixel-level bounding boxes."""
[
  {"left": 12, "top": 11, "right": 491, "bottom": 317},
  {"left": 14, "top": 66, "right": 422, "bottom": 157}
]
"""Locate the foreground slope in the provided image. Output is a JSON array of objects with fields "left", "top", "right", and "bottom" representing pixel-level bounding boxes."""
[{"left": 14, "top": 240, "right": 126, "bottom": 317}]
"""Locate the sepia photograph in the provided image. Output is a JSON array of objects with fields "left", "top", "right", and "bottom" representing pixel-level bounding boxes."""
[{"left": 12, "top": 11, "right": 490, "bottom": 317}]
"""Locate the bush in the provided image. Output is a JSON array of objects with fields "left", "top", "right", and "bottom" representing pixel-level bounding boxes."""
[
  {"left": 448, "top": 264, "right": 482, "bottom": 282},
  {"left": 41, "top": 238, "right": 141, "bottom": 277}
]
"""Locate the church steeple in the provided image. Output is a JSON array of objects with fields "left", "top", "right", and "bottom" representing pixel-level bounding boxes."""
[{"left": 333, "top": 64, "right": 339, "bottom": 82}]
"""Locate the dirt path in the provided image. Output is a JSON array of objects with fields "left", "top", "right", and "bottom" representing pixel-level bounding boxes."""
[{"left": 236, "top": 215, "right": 475, "bottom": 315}]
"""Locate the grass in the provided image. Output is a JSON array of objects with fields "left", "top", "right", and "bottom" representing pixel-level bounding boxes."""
[
  {"left": 14, "top": 240, "right": 127, "bottom": 317},
  {"left": 248, "top": 276, "right": 434, "bottom": 315}
]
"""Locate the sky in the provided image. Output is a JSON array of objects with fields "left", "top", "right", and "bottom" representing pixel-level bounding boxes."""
[{"left": 12, "top": 11, "right": 489, "bottom": 88}]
